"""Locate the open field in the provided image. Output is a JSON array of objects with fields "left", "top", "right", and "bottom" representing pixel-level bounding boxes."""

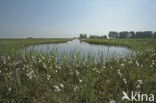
[{"left": 0, "top": 38, "right": 156, "bottom": 102}]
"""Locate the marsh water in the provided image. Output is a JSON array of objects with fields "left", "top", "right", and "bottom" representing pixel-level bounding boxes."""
[{"left": 26, "top": 39, "right": 133, "bottom": 60}]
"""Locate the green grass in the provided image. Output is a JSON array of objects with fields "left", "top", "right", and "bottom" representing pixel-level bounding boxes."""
[
  {"left": 0, "top": 38, "right": 156, "bottom": 102},
  {"left": 0, "top": 38, "right": 72, "bottom": 55},
  {"left": 82, "top": 38, "right": 156, "bottom": 51}
]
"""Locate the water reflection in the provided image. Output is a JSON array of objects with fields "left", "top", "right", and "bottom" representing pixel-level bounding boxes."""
[{"left": 26, "top": 39, "right": 133, "bottom": 60}]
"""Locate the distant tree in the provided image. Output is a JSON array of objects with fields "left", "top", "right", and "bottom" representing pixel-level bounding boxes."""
[
  {"left": 89, "top": 35, "right": 107, "bottom": 39},
  {"left": 79, "top": 34, "right": 83, "bottom": 38},
  {"left": 135, "top": 31, "right": 153, "bottom": 38},
  {"left": 89, "top": 35, "right": 94, "bottom": 38},
  {"left": 135, "top": 32, "right": 144, "bottom": 38},
  {"left": 129, "top": 31, "right": 135, "bottom": 38},
  {"left": 79, "top": 34, "right": 87, "bottom": 39},
  {"left": 84, "top": 34, "right": 87, "bottom": 38},
  {"left": 143, "top": 31, "right": 153, "bottom": 38},
  {"left": 119, "top": 31, "right": 129, "bottom": 38},
  {"left": 108, "top": 31, "right": 155, "bottom": 38},
  {"left": 89, "top": 35, "right": 98, "bottom": 38},
  {"left": 109, "top": 31, "right": 118, "bottom": 38},
  {"left": 153, "top": 32, "right": 156, "bottom": 38},
  {"left": 101, "top": 35, "right": 107, "bottom": 39}
]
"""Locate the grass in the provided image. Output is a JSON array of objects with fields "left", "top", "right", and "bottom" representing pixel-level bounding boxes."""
[
  {"left": 0, "top": 38, "right": 72, "bottom": 55},
  {"left": 0, "top": 38, "right": 156, "bottom": 102},
  {"left": 82, "top": 38, "right": 156, "bottom": 51}
]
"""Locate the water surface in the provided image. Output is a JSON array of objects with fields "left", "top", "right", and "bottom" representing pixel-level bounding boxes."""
[{"left": 26, "top": 39, "right": 133, "bottom": 60}]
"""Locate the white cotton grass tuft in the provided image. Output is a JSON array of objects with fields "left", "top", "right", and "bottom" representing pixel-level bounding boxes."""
[
  {"left": 47, "top": 74, "right": 51, "bottom": 80},
  {"left": 123, "top": 78, "right": 127, "bottom": 84},
  {"left": 79, "top": 79, "right": 82, "bottom": 83},
  {"left": 74, "top": 86, "right": 78, "bottom": 92},
  {"left": 117, "top": 69, "right": 122, "bottom": 77},
  {"left": 8, "top": 88, "right": 12, "bottom": 92},
  {"left": 110, "top": 100, "right": 116, "bottom": 103},
  {"left": 75, "top": 70, "right": 79, "bottom": 76},
  {"left": 54, "top": 85, "right": 61, "bottom": 92},
  {"left": 60, "top": 83, "right": 64, "bottom": 88},
  {"left": 121, "top": 63, "right": 125, "bottom": 68},
  {"left": 136, "top": 60, "right": 139, "bottom": 67},
  {"left": 26, "top": 70, "right": 36, "bottom": 79},
  {"left": 137, "top": 79, "right": 143, "bottom": 85}
]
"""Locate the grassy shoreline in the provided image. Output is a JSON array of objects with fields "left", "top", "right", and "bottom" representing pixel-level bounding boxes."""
[
  {"left": 0, "top": 38, "right": 156, "bottom": 102},
  {"left": 0, "top": 38, "right": 72, "bottom": 47},
  {"left": 82, "top": 38, "right": 156, "bottom": 51},
  {"left": 0, "top": 38, "right": 72, "bottom": 55}
]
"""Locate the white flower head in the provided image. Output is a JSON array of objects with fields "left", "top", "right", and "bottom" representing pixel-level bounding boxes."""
[
  {"left": 43, "top": 63, "right": 46, "bottom": 68},
  {"left": 8, "top": 88, "right": 12, "bottom": 92},
  {"left": 54, "top": 85, "right": 61, "bottom": 92},
  {"left": 47, "top": 74, "right": 51, "bottom": 80},
  {"left": 121, "top": 63, "right": 125, "bottom": 68},
  {"left": 76, "top": 70, "right": 79, "bottom": 76},
  {"left": 60, "top": 83, "right": 64, "bottom": 88},
  {"left": 55, "top": 69, "right": 58, "bottom": 73},
  {"left": 110, "top": 100, "right": 116, "bottom": 103},
  {"left": 74, "top": 86, "right": 78, "bottom": 92},
  {"left": 123, "top": 78, "right": 127, "bottom": 84},
  {"left": 102, "top": 66, "right": 106, "bottom": 69},
  {"left": 137, "top": 80, "right": 143, "bottom": 85},
  {"left": 26, "top": 70, "right": 35, "bottom": 79},
  {"left": 136, "top": 60, "right": 139, "bottom": 67},
  {"left": 117, "top": 69, "right": 122, "bottom": 77},
  {"left": 79, "top": 79, "right": 82, "bottom": 83}
]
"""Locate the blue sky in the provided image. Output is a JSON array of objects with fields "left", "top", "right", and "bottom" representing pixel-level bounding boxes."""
[{"left": 0, "top": 0, "right": 156, "bottom": 38}]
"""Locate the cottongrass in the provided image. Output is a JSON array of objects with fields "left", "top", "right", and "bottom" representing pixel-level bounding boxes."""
[
  {"left": 110, "top": 100, "right": 116, "bottom": 103},
  {"left": 60, "top": 83, "right": 64, "bottom": 88},
  {"left": 0, "top": 38, "right": 156, "bottom": 102},
  {"left": 123, "top": 78, "right": 127, "bottom": 84},
  {"left": 47, "top": 74, "right": 51, "bottom": 80},
  {"left": 54, "top": 85, "right": 61, "bottom": 92},
  {"left": 79, "top": 79, "right": 83, "bottom": 83},
  {"left": 8, "top": 88, "right": 12, "bottom": 92},
  {"left": 26, "top": 70, "right": 36, "bottom": 79}
]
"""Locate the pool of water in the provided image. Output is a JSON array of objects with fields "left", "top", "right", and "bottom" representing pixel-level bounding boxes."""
[{"left": 26, "top": 39, "right": 133, "bottom": 60}]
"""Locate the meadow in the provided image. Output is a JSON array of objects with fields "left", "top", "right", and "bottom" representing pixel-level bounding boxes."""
[{"left": 0, "top": 38, "right": 156, "bottom": 103}]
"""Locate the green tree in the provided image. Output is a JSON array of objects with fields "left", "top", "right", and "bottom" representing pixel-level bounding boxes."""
[
  {"left": 101, "top": 35, "right": 107, "bottom": 39},
  {"left": 135, "top": 31, "right": 153, "bottom": 38},
  {"left": 153, "top": 32, "right": 156, "bottom": 38},
  {"left": 108, "top": 31, "right": 118, "bottom": 38},
  {"left": 119, "top": 31, "right": 129, "bottom": 38},
  {"left": 143, "top": 31, "right": 153, "bottom": 38},
  {"left": 129, "top": 31, "right": 135, "bottom": 38},
  {"left": 79, "top": 34, "right": 87, "bottom": 39},
  {"left": 135, "top": 32, "right": 144, "bottom": 38}
]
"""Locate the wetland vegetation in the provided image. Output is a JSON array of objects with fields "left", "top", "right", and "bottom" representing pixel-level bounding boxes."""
[{"left": 0, "top": 38, "right": 155, "bottom": 102}]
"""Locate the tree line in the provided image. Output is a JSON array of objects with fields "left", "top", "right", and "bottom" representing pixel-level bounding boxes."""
[
  {"left": 109, "top": 31, "right": 156, "bottom": 38},
  {"left": 79, "top": 34, "right": 107, "bottom": 39},
  {"left": 79, "top": 31, "right": 156, "bottom": 39}
]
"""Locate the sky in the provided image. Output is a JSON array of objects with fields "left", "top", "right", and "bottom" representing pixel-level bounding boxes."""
[{"left": 0, "top": 0, "right": 156, "bottom": 38}]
